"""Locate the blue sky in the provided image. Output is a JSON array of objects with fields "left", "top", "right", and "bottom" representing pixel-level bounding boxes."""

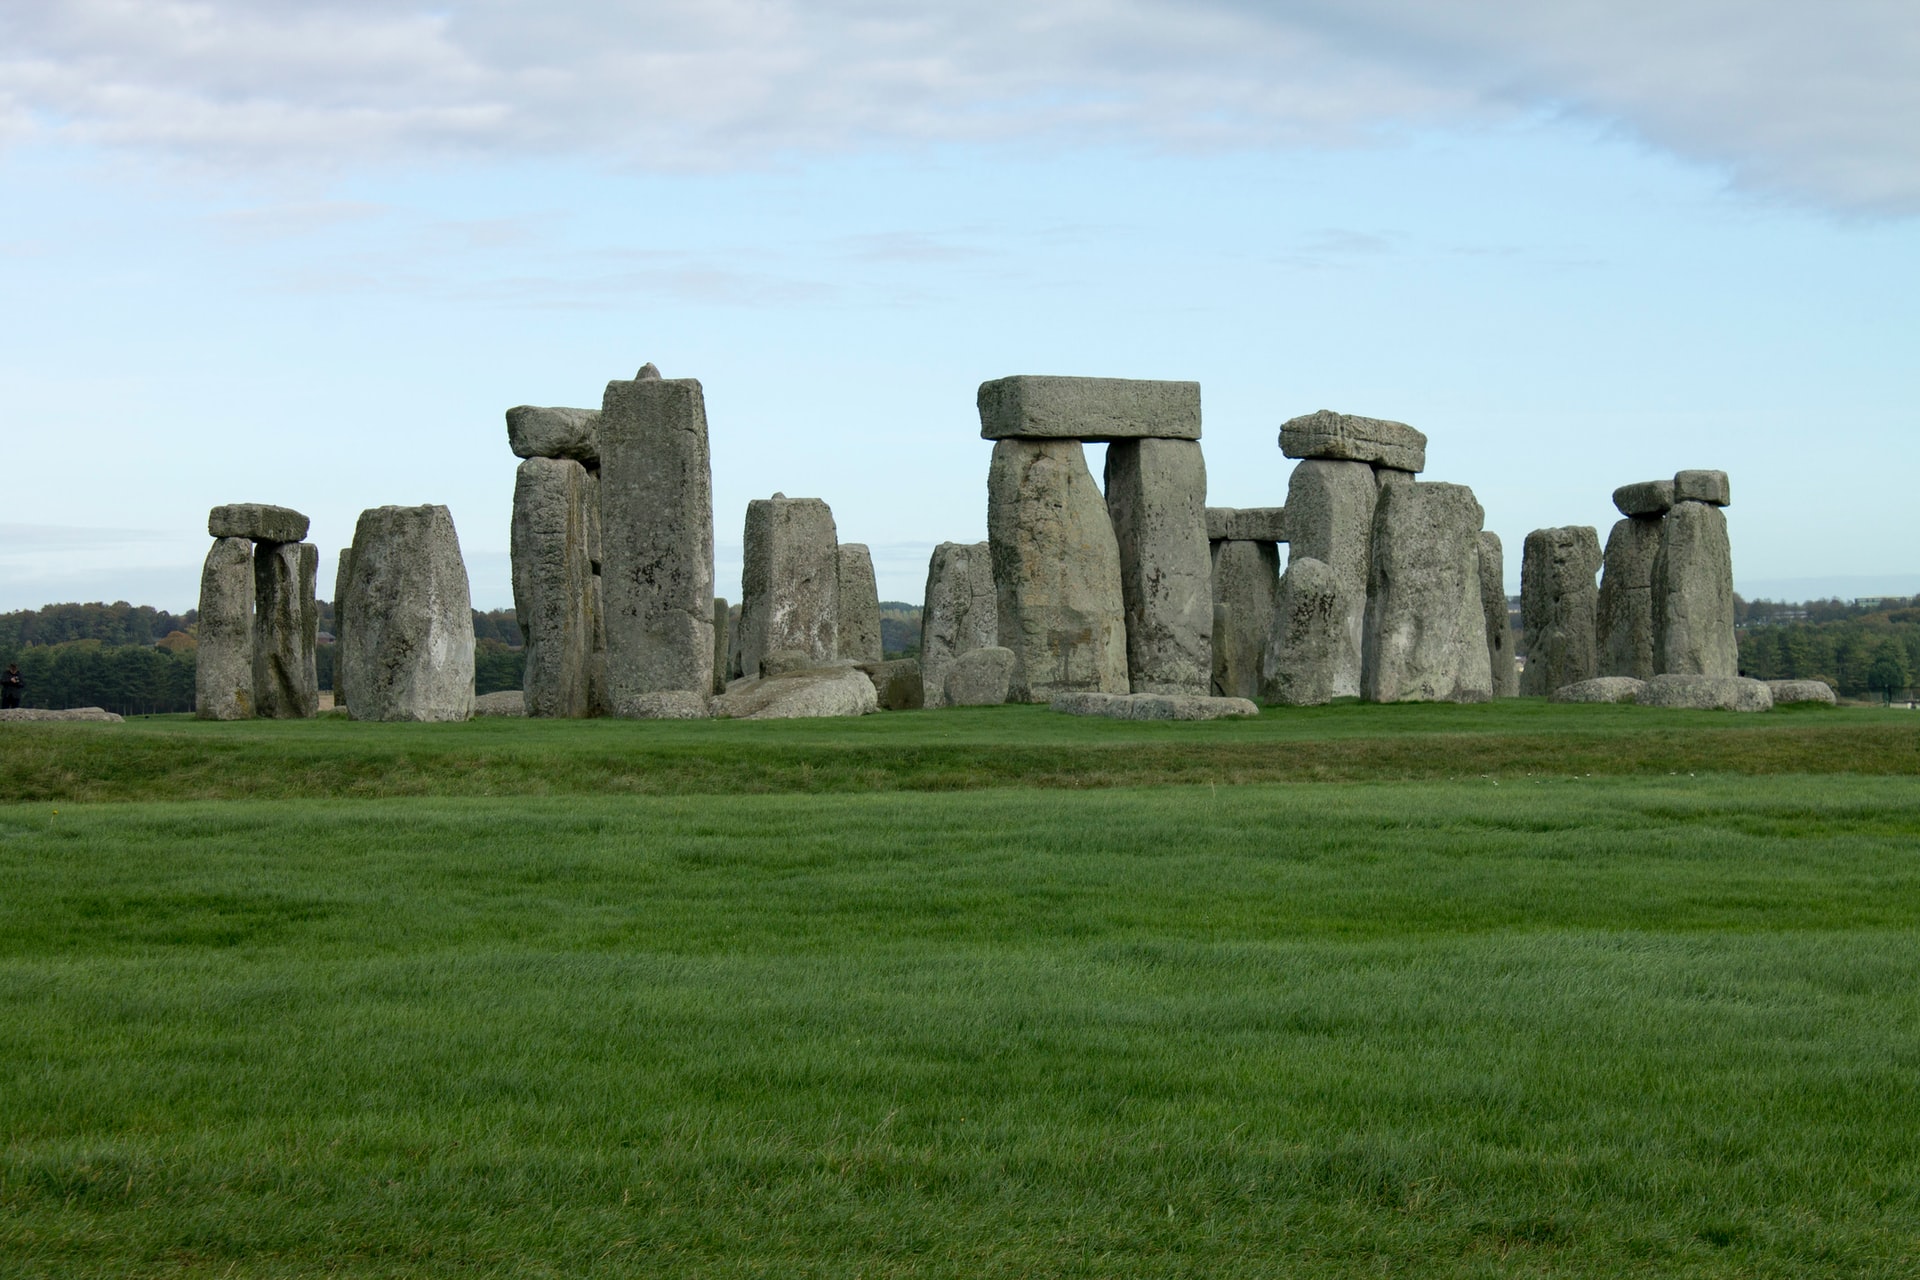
[{"left": 2, "top": 1, "right": 1916, "bottom": 611}]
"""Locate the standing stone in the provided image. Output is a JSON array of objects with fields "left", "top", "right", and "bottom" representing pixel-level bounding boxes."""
[
  {"left": 986, "top": 439, "right": 1129, "bottom": 702},
  {"left": 1283, "top": 459, "right": 1378, "bottom": 699},
  {"left": 1262, "top": 556, "right": 1343, "bottom": 706},
  {"left": 1478, "top": 532, "right": 1518, "bottom": 698},
  {"left": 737, "top": 496, "right": 840, "bottom": 680},
  {"left": 920, "top": 541, "right": 999, "bottom": 708},
  {"left": 195, "top": 537, "right": 254, "bottom": 720},
  {"left": 332, "top": 547, "right": 354, "bottom": 711},
  {"left": 599, "top": 371, "right": 715, "bottom": 713},
  {"left": 945, "top": 646, "right": 1016, "bottom": 706},
  {"left": 835, "top": 543, "right": 884, "bottom": 663},
  {"left": 1361, "top": 482, "right": 1492, "bottom": 703},
  {"left": 712, "top": 598, "right": 730, "bottom": 694},
  {"left": 1210, "top": 539, "right": 1280, "bottom": 700},
  {"left": 252, "top": 541, "right": 319, "bottom": 719},
  {"left": 512, "top": 456, "right": 597, "bottom": 718},
  {"left": 1597, "top": 517, "right": 1663, "bottom": 679},
  {"left": 340, "top": 505, "right": 475, "bottom": 722},
  {"left": 1105, "top": 438, "right": 1212, "bottom": 694},
  {"left": 1653, "top": 501, "right": 1738, "bottom": 677},
  {"left": 1519, "top": 526, "right": 1602, "bottom": 696}
]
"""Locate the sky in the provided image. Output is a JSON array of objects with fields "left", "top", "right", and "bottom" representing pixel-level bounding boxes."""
[{"left": 2, "top": 0, "right": 1916, "bottom": 612}]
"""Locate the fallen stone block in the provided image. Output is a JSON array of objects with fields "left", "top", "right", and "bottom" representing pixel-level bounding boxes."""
[
  {"left": 1768, "top": 679, "right": 1837, "bottom": 706},
  {"left": 1673, "top": 469, "right": 1731, "bottom": 507},
  {"left": 859, "top": 658, "right": 924, "bottom": 710},
  {"left": 1205, "top": 507, "right": 1287, "bottom": 542},
  {"left": 711, "top": 666, "right": 879, "bottom": 719},
  {"left": 1635, "top": 674, "right": 1772, "bottom": 712},
  {"left": 977, "top": 376, "right": 1201, "bottom": 441},
  {"left": 1550, "top": 676, "right": 1646, "bottom": 704},
  {"left": 1611, "top": 480, "right": 1674, "bottom": 518},
  {"left": 0, "top": 707, "right": 124, "bottom": 723},
  {"left": 1048, "top": 691, "right": 1259, "bottom": 720},
  {"left": 506, "top": 405, "right": 600, "bottom": 465},
  {"left": 622, "top": 690, "right": 712, "bottom": 719},
  {"left": 209, "top": 503, "right": 309, "bottom": 544},
  {"left": 1279, "top": 410, "right": 1426, "bottom": 473},
  {"left": 474, "top": 690, "right": 526, "bottom": 716},
  {"left": 945, "top": 646, "right": 1015, "bottom": 706}
]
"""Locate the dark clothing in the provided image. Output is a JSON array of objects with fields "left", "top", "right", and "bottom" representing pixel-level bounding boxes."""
[{"left": 0, "top": 669, "right": 21, "bottom": 710}]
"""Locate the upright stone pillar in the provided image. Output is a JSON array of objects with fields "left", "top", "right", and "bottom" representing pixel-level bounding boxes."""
[
  {"left": 1519, "top": 525, "right": 1602, "bottom": 696},
  {"left": 1209, "top": 539, "right": 1280, "bottom": 701},
  {"left": 598, "top": 367, "right": 715, "bottom": 714},
  {"left": 1653, "top": 471, "right": 1737, "bottom": 677},
  {"left": 332, "top": 548, "right": 354, "bottom": 711},
  {"left": 1263, "top": 556, "right": 1343, "bottom": 706},
  {"left": 1105, "top": 439, "right": 1212, "bottom": 694},
  {"left": 737, "top": 496, "right": 840, "bottom": 679},
  {"left": 1361, "top": 482, "right": 1492, "bottom": 703},
  {"left": 1283, "top": 460, "right": 1378, "bottom": 699},
  {"left": 340, "top": 504, "right": 475, "bottom": 722},
  {"left": 1477, "top": 532, "right": 1518, "bottom": 698},
  {"left": 252, "top": 541, "right": 319, "bottom": 719},
  {"left": 195, "top": 537, "right": 255, "bottom": 720},
  {"left": 920, "top": 541, "right": 999, "bottom": 708},
  {"left": 835, "top": 543, "right": 884, "bottom": 663},
  {"left": 1597, "top": 480, "right": 1671, "bottom": 680},
  {"left": 986, "top": 439, "right": 1128, "bottom": 702},
  {"left": 512, "top": 456, "right": 598, "bottom": 718}
]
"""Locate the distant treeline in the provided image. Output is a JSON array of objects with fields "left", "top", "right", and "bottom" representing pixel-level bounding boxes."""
[{"left": 1737, "top": 601, "right": 1917, "bottom": 699}]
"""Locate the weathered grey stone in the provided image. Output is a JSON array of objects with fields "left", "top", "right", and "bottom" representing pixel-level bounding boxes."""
[
  {"left": 1205, "top": 507, "right": 1287, "bottom": 542},
  {"left": 1612, "top": 480, "right": 1674, "bottom": 518},
  {"left": 1373, "top": 466, "right": 1417, "bottom": 490},
  {"left": 859, "top": 658, "right": 924, "bottom": 710},
  {"left": 944, "top": 645, "right": 1015, "bottom": 706},
  {"left": 599, "top": 372, "right": 715, "bottom": 712},
  {"left": 712, "top": 598, "right": 730, "bottom": 694},
  {"left": 1550, "top": 676, "right": 1646, "bottom": 704},
  {"left": 1653, "top": 502, "right": 1738, "bottom": 678},
  {"left": 977, "top": 376, "right": 1201, "bottom": 441},
  {"left": 1106, "top": 438, "right": 1212, "bottom": 694},
  {"left": 1519, "top": 526, "right": 1602, "bottom": 697},
  {"left": 195, "top": 536, "right": 254, "bottom": 720},
  {"left": 737, "top": 496, "right": 839, "bottom": 679},
  {"left": 762, "top": 649, "right": 855, "bottom": 677},
  {"left": 1478, "top": 532, "right": 1518, "bottom": 699},
  {"left": 512, "top": 457, "right": 597, "bottom": 718},
  {"left": 1361, "top": 482, "right": 1493, "bottom": 703},
  {"left": 1597, "top": 517, "right": 1662, "bottom": 680},
  {"left": 1673, "top": 469, "right": 1731, "bottom": 507},
  {"left": 209, "top": 503, "right": 309, "bottom": 544},
  {"left": 339, "top": 505, "right": 474, "bottom": 722},
  {"left": 1283, "top": 459, "right": 1378, "bottom": 699},
  {"left": 726, "top": 602, "right": 743, "bottom": 683},
  {"left": 331, "top": 547, "right": 354, "bottom": 708},
  {"left": 1635, "top": 674, "right": 1772, "bottom": 712},
  {"left": 711, "top": 666, "right": 879, "bottom": 719},
  {"left": 0, "top": 707, "right": 124, "bottom": 723},
  {"left": 1262, "top": 556, "right": 1343, "bottom": 706},
  {"left": 835, "top": 543, "right": 883, "bottom": 663},
  {"left": 1279, "top": 410, "right": 1426, "bottom": 473},
  {"left": 474, "top": 689, "right": 526, "bottom": 716},
  {"left": 252, "top": 541, "right": 318, "bottom": 719},
  {"left": 920, "top": 541, "right": 998, "bottom": 708},
  {"left": 1049, "top": 691, "right": 1259, "bottom": 720},
  {"left": 621, "top": 690, "right": 710, "bottom": 719},
  {"left": 1768, "top": 679, "right": 1837, "bottom": 706},
  {"left": 506, "top": 405, "right": 600, "bottom": 466},
  {"left": 987, "top": 439, "right": 1129, "bottom": 702},
  {"left": 1209, "top": 539, "right": 1280, "bottom": 700},
  {"left": 583, "top": 469, "right": 603, "bottom": 570}
]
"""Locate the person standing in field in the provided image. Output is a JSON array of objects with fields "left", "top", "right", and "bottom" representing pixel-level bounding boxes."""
[{"left": 1, "top": 663, "right": 22, "bottom": 709}]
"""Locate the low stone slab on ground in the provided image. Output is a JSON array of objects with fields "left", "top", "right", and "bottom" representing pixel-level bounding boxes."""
[
  {"left": 0, "top": 707, "right": 124, "bottom": 722},
  {"left": 621, "top": 691, "right": 711, "bottom": 719},
  {"left": 1673, "top": 469, "right": 1731, "bottom": 506},
  {"left": 1634, "top": 674, "right": 1772, "bottom": 712},
  {"left": 1768, "top": 679, "right": 1837, "bottom": 706},
  {"left": 945, "top": 646, "right": 1015, "bottom": 706},
  {"left": 506, "top": 405, "right": 600, "bottom": 465},
  {"left": 1611, "top": 481, "right": 1674, "bottom": 518},
  {"left": 977, "top": 376, "right": 1201, "bottom": 441},
  {"left": 1205, "top": 507, "right": 1287, "bottom": 542},
  {"left": 1048, "top": 691, "right": 1259, "bottom": 720},
  {"left": 1279, "top": 409, "right": 1426, "bottom": 473},
  {"left": 473, "top": 690, "right": 526, "bottom": 716},
  {"left": 209, "top": 503, "right": 310, "bottom": 543},
  {"left": 1550, "top": 677, "right": 1646, "bottom": 704},
  {"left": 711, "top": 666, "right": 879, "bottom": 720},
  {"left": 858, "top": 658, "right": 924, "bottom": 710}
]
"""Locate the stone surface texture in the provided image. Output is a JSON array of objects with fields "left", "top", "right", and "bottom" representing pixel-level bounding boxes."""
[
  {"left": 512, "top": 457, "right": 599, "bottom": 718},
  {"left": 1049, "top": 691, "right": 1259, "bottom": 720},
  {"left": 331, "top": 547, "right": 354, "bottom": 708},
  {"left": 339, "top": 505, "right": 474, "bottom": 722},
  {"left": 0, "top": 707, "right": 124, "bottom": 723},
  {"left": 1612, "top": 480, "right": 1675, "bottom": 518},
  {"left": 987, "top": 439, "right": 1130, "bottom": 702},
  {"left": 1597, "top": 517, "right": 1662, "bottom": 680},
  {"left": 1105, "top": 437, "right": 1213, "bottom": 694},
  {"left": 711, "top": 666, "right": 879, "bottom": 720},
  {"left": 1279, "top": 410, "right": 1427, "bottom": 473},
  {"left": 195, "top": 536, "right": 255, "bottom": 720},
  {"left": 1653, "top": 502, "right": 1738, "bottom": 678},
  {"left": 506, "top": 405, "right": 600, "bottom": 465},
  {"left": 859, "top": 658, "right": 924, "bottom": 711},
  {"left": 252, "top": 541, "right": 319, "bottom": 719},
  {"left": 835, "top": 543, "right": 884, "bottom": 663},
  {"left": 712, "top": 598, "right": 730, "bottom": 694},
  {"left": 1209, "top": 539, "right": 1280, "bottom": 700},
  {"left": 1673, "top": 469, "right": 1731, "bottom": 506},
  {"left": 1478, "top": 532, "right": 1519, "bottom": 699},
  {"left": 919, "top": 541, "right": 998, "bottom": 708},
  {"left": 474, "top": 690, "right": 526, "bottom": 716},
  {"left": 977, "top": 375, "right": 1201, "bottom": 441},
  {"left": 598, "top": 373, "right": 715, "bottom": 711},
  {"left": 1768, "top": 679, "right": 1837, "bottom": 706},
  {"left": 1550, "top": 676, "right": 1647, "bottom": 704},
  {"left": 1205, "top": 507, "right": 1287, "bottom": 542},
  {"left": 1361, "top": 482, "right": 1493, "bottom": 704},
  {"left": 619, "top": 691, "right": 711, "bottom": 719},
  {"left": 209, "top": 503, "right": 309, "bottom": 544},
  {"left": 944, "top": 645, "right": 1016, "bottom": 706},
  {"left": 1262, "top": 556, "right": 1343, "bottom": 706},
  {"left": 1519, "top": 525, "right": 1603, "bottom": 697},
  {"left": 1282, "top": 458, "right": 1378, "bottom": 699},
  {"left": 737, "top": 496, "right": 839, "bottom": 679},
  {"left": 1635, "top": 674, "right": 1772, "bottom": 712}
]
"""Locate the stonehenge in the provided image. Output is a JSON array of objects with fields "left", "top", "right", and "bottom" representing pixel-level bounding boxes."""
[
  {"left": 1262, "top": 556, "right": 1342, "bottom": 706},
  {"left": 1597, "top": 508, "right": 1663, "bottom": 681},
  {"left": 512, "top": 456, "right": 600, "bottom": 718},
  {"left": 835, "top": 544, "right": 884, "bottom": 665},
  {"left": 1361, "top": 482, "right": 1494, "bottom": 703},
  {"left": 338, "top": 504, "right": 475, "bottom": 722},
  {"left": 1281, "top": 459, "right": 1378, "bottom": 699},
  {"left": 737, "top": 495, "right": 839, "bottom": 679},
  {"left": 195, "top": 504, "right": 318, "bottom": 720},
  {"left": 1653, "top": 483, "right": 1738, "bottom": 678},
  {"left": 1209, "top": 537, "right": 1280, "bottom": 701},
  {"left": 195, "top": 537, "right": 255, "bottom": 720},
  {"left": 978, "top": 375, "right": 1200, "bottom": 441},
  {"left": 1519, "top": 526, "right": 1602, "bottom": 697},
  {"left": 920, "top": 541, "right": 998, "bottom": 708},
  {"left": 1105, "top": 438, "right": 1213, "bottom": 695},
  {"left": 253, "top": 541, "right": 320, "bottom": 720}
]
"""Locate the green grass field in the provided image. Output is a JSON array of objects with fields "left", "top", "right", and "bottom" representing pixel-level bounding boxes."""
[{"left": 3, "top": 703, "right": 1919, "bottom": 1276}]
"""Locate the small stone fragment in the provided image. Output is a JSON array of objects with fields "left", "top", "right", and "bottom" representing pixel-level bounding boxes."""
[
  {"left": 209, "top": 503, "right": 309, "bottom": 544},
  {"left": 506, "top": 405, "right": 600, "bottom": 465},
  {"left": 1673, "top": 470, "right": 1731, "bottom": 507},
  {"left": 1767, "top": 679, "right": 1837, "bottom": 706},
  {"left": 1550, "top": 676, "right": 1646, "bottom": 704},
  {"left": 1635, "top": 674, "right": 1771, "bottom": 712},
  {"left": 977, "top": 375, "right": 1201, "bottom": 441},
  {"left": 1279, "top": 410, "right": 1427, "bottom": 473},
  {"left": 195, "top": 536, "right": 254, "bottom": 720},
  {"left": 1611, "top": 481, "right": 1674, "bottom": 518},
  {"left": 944, "top": 646, "right": 1015, "bottom": 706}
]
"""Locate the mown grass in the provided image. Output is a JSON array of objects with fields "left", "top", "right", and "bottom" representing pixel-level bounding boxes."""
[
  {"left": 1, "top": 700, "right": 1914, "bottom": 803},
  {"left": 4, "top": 773, "right": 1920, "bottom": 1276}
]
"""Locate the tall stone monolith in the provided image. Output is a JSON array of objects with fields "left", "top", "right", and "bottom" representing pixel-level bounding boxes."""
[
  {"left": 986, "top": 439, "right": 1128, "bottom": 702},
  {"left": 512, "top": 456, "right": 598, "bottom": 718},
  {"left": 1477, "top": 532, "right": 1518, "bottom": 698},
  {"left": 737, "top": 496, "right": 840, "bottom": 680},
  {"left": 1361, "top": 482, "right": 1492, "bottom": 703},
  {"left": 1597, "top": 518, "right": 1662, "bottom": 680},
  {"left": 1210, "top": 538, "right": 1280, "bottom": 701},
  {"left": 332, "top": 547, "right": 354, "bottom": 710},
  {"left": 340, "top": 504, "right": 475, "bottom": 722},
  {"left": 1519, "top": 525, "right": 1602, "bottom": 696},
  {"left": 1283, "top": 459, "right": 1378, "bottom": 699},
  {"left": 598, "top": 369, "right": 715, "bottom": 714},
  {"left": 1105, "top": 438, "right": 1212, "bottom": 694},
  {"left": 252, "top": 541, "right": 319, "bottom": 719},
  {"left": 920, "top": 541, "right": 999, "bottom": 708},
  {"left": 196, "top": 536, "right": 254, "bottom": 720},
  {"left": 1653, "top": 500, "right": 1737, "bottom": 677},
  {"left": 1263, "top": 556, "right": 1343, "bottom": 706},
  {"left": 836, "top": 542, "right": 884, "bottom": 663},
  {"left": 712, "top": 598, "right": 730, "bottom": 694}
]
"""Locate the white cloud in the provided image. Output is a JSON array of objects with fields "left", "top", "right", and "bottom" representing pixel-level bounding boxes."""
[{"left": 2, "top": 0, "right": 1915, "bottom": 212}]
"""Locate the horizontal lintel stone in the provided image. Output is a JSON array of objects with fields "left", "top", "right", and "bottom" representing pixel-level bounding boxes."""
[
  {"left": 977, "top": 376, "right": 1201, "bottom": 441},
  {"left": 1673, "top": 469, "right": 1730, "bottom": 506},
  {"left": 209, "top": 503, "right": 309, "bottom": 543},
  {"left": 1205, "top": 506, "right": 1287, "bottom": 542},
  {"left": 1278, "top": 409, "right": 1426, "bottom": 472},
  {"left": 1612, "top": 480, "right": 1675, "bottom": 518},
  {"left": 507, "top": 405, "right": 601, "bottom": 465}
]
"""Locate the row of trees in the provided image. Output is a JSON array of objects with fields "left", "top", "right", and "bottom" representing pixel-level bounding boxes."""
[
  {"left": 1, "top": 641, "right": 198, "bottom": 716},
  {"left": 1737, "top": 604, "right": 1919, "bottom": 700},
  {"left": 0, "top": 601, "right": 195, "bottom": 651}
]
